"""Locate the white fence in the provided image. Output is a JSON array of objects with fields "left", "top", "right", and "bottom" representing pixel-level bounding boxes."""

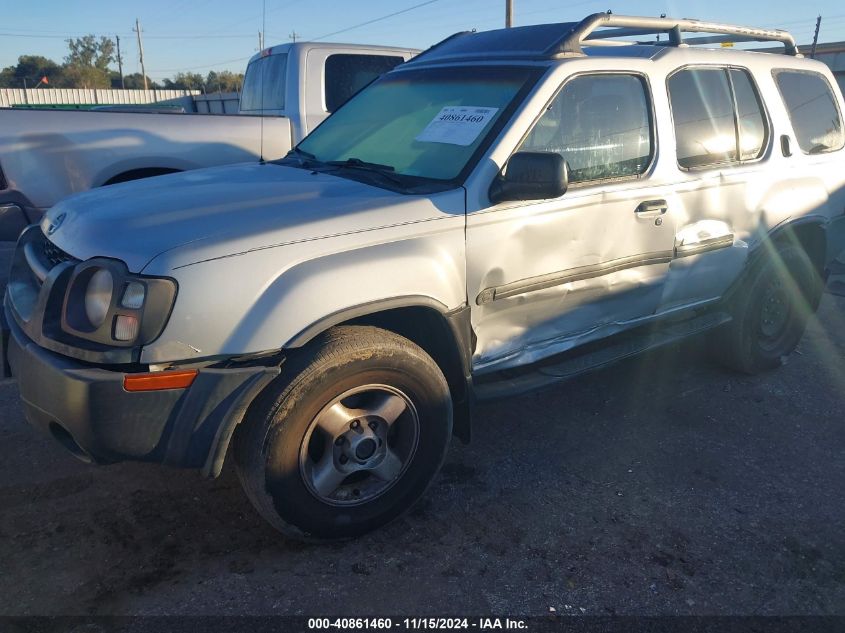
[
  {"left": 0, "top": 88, "right": 200, "bottom": 109},
  {"left": 193, "top": 92, "right": 241, "bottom": 114}
]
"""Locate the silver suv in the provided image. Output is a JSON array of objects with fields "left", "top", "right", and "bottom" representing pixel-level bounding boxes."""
[{"left": 3, "top": 14, "right": 844, "bottom": 539}]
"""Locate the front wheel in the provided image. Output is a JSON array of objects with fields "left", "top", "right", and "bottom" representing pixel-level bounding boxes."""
[{"left": 234, "top": 325, "right": 453, "bottom": 540}]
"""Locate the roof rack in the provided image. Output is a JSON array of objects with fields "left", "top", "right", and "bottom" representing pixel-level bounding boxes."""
[{"left": 549, "top": 13, "right": 800, "bottom": 57}]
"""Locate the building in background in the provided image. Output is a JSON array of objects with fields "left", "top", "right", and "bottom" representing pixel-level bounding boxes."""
[{"left": 803, "top": 42, "right": 845, "bottom": 95}]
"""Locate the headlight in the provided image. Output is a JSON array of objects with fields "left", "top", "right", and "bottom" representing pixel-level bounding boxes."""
[
  {"left": 84, "top": 268, "right": 114, "bottom": 328},
  {"left": 61, "top": 259, "right": 177, "bottom": 348},
  {"left": 121, "top": 281, "right": 146, "bottom": 309}
]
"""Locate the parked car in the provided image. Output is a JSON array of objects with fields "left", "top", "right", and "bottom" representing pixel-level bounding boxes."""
[
  {"left": 3, "top": 14, "right": 845, "bottom": 539},
  {"left": 0, "top": 42, "right": 417, "bottom": 239}
]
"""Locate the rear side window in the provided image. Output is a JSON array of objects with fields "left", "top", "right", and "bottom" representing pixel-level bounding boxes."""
[
  {"left": 241, "top": 53, "right": 288, "bottom": 113},
  {"left": 774, "top": 70, "right": 844, "bottom": 154},
  {"left": 519, "top": 73, "right": 653, "bottom": 184},
  {"left": 324, "top": 54, "right": 404, "bottom": 113},
  {"left": 668, "top": 67, "right": 768, "bottom": 169}
]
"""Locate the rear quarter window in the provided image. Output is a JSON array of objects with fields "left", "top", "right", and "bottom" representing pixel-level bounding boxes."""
[
  {"left": 241, "top": 53, "right": 288, "bottom": 113},
  {"left": 324, "top": 54, "right": 405, "bottom": 113},
  {"left": 774, "top": 70, "right": 844, "bottom": 154}
]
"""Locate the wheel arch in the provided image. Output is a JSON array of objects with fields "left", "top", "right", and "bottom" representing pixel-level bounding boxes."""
[
  {"left": 755, "top": 217, "right": 828, "bottom": 275},
  {"left": 286, "top": 297, "right": 474, "bottom": 444},
  {"left": 775, "top": 220, "right": 827, "bottom": 274},
  {"left": 724, "top": 217, "right": 828, "bottom": 307}
]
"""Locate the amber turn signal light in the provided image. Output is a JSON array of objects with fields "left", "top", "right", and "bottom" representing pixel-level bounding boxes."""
[{"left": 123, "top": 369, "right": 198, "bottom": 392}]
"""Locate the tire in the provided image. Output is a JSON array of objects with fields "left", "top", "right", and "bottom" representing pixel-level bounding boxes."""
[
  {"left": 714, "top": 243, "right": 822, "bottom": 374},
  {"left": 233, "top": 325, "right": 453, "bottom": 540}
]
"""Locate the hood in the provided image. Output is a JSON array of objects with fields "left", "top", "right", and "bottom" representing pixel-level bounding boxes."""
[{"left": 42, "top": 163, "right": 464, "bottom": 272}]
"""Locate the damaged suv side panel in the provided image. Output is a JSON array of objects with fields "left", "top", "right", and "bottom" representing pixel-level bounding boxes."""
[{"left": 4, "top": 14, "right": 845, "bottom": 540}]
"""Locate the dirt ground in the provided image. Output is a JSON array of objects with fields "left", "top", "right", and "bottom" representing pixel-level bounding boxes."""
[{"left": 0, "top": 241, "right": 843, "bottom": 616}]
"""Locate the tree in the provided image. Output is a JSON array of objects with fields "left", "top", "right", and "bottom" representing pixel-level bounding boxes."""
[
  {"left": 65, "top": 35, "right": 114, "bottom": 70},
  {"left": 0, "top": 67, "right": 13, "bottom": 88},
  {"left": 162, "top": 72, "right": 205, "bottom": 91},
  {"left": 111, "top": 72, "right": 159, "bottom": 90},
  {"left": 0, "top": 55, "right": 64, "bottom": 88},
  {"left": 60, "top": 65, "right": 110, "bottom": 89},
  {"left": 205, "top": 70, "right": 243, "bottom": 93},
  {"left": 61, "top": 35, "right": 115, "bottom": 88}
]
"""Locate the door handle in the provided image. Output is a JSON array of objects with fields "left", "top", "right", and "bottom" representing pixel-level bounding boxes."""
[{"left": 635, "top": 199, "right": 668, "bottom": 218}]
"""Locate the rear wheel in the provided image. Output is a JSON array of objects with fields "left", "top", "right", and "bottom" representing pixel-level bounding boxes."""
[
  {"left": 714, "top": 243, "right": 822, "bottom": 374},
  {"left": 234, "top": 325, "right": 452, "bottom": 540}
]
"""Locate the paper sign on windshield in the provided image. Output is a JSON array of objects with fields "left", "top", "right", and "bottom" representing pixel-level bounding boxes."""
[{"left": 415, "top": 106, "right": 500, "bottom": 146}]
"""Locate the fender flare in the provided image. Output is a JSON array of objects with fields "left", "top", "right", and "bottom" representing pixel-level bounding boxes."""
[
  {"left": 284, "top": 295, "right": 475, "bottom": 444},
  {"left": 749, "top": 215, "right": 829, "bottom": 267},
  {"left": 285, "top": 295, "right": 451, "bottom": 348},
  {"left": 723, "top": 216, "right": 829, "bottom": 304}
]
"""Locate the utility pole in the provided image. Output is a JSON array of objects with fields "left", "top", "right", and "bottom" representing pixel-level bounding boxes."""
[
  {"left": 810, "top": 15, "right": 822, "bottom": 58},
  {"left": 505, "top": 0, "right": 513, "bottom": 28},
  {"left": 261, "top": 0, "right": 267, "bottom": 49},
  {"left": 290, "top": 30, "right": 299, "bottom": 43},
  {"left": 134, "top": 18, "right": 148, "bottom": 91},
  {"left": 116, "top": 35, "right": 125, "bottom": 89},
  {"left": 258, "top": 30, "right": 264, "bottom": 50}
]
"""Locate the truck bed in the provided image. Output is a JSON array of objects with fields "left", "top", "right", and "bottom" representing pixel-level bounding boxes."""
[{"left": 0, "top": 108, "right": 292, "bottom": 230}]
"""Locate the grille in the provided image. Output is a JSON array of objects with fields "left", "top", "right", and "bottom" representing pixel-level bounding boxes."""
[{"left": 43, "top": 239, "right": 77, "bottom": 269}]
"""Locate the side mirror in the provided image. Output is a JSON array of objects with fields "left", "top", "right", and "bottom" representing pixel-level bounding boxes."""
[{"left": 489, "top": 151, "right": 569, "bottom": 204}]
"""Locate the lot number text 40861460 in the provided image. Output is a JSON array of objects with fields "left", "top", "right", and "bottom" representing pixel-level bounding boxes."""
[{"left": 307, "top": 618, "right": 528, "bottom": 630}]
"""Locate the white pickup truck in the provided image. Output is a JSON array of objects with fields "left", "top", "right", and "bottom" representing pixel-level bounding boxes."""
[{"left": 0, "top": 42, "right": 416, "bottom": 239}]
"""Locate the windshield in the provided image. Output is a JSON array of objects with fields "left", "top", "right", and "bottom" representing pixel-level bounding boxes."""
[{"left": 294, "top": 66, "right": 541, "bottom": 183}]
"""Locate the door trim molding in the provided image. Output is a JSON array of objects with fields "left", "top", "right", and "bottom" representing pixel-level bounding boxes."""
[
  {"left": 475, "top": 250, "right": 674, "bottom": 305},
  {"left": 674, "top": 234, "right": 735, "bottom": 258},
  {"left": 475, "top": 235, "right": 736, "bottom": 306}
]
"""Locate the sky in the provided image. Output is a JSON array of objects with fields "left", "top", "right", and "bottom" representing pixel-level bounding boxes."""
[{"left": 2, "top": 0, "right": 844, "bottom": 83}]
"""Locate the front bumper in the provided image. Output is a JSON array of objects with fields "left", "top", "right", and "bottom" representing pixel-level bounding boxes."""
[{"left": 3, "top": 303, "right": 280, "bottom": 477}]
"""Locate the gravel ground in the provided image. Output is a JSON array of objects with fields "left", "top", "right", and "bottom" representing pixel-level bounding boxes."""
[{"left": 0, "top": 241, "right": 843, "bottom": 617}]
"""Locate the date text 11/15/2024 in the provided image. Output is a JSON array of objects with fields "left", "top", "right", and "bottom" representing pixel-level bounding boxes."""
[{"left": 307, "top": 618, "right": 528, "bottom": 630}]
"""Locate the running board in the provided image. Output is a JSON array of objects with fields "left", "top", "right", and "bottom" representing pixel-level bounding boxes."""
[{"left": 474, "top": 311, "right": 731, "bottom": 401}]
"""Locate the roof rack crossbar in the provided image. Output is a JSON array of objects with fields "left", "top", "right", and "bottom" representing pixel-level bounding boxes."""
[
  {"left": 679, "top": 34, "right": 767, "bottom": 46},
  {"left": 546, "top": 13, "right": 799, "bottom": 57}
]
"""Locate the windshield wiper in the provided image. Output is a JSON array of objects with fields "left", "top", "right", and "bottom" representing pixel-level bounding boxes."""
[{"left": 325, "top": 157, "right": 405, "bottom": 186}]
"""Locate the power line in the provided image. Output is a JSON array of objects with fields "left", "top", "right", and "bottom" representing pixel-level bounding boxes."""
[
  {"left": 0, "top": 32, "right": 112, "bottom": 39},
  {"left": 345, "top": 0, "right": 603, "bottom": 39},
  {"left": 143, "top": 0, "right": 216, "bottom": 30},
  {"left": 310, "top": 0, "right": 445, "bottom": 41},
  {"left": 4, "top": 8, "right": 845, "bottom": 45},
  {"left": 148, "top": 55, "right": 252, "bottom": 74},
  {"left": 0, "top": 30, "right": 260, "bottom": 40}
]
